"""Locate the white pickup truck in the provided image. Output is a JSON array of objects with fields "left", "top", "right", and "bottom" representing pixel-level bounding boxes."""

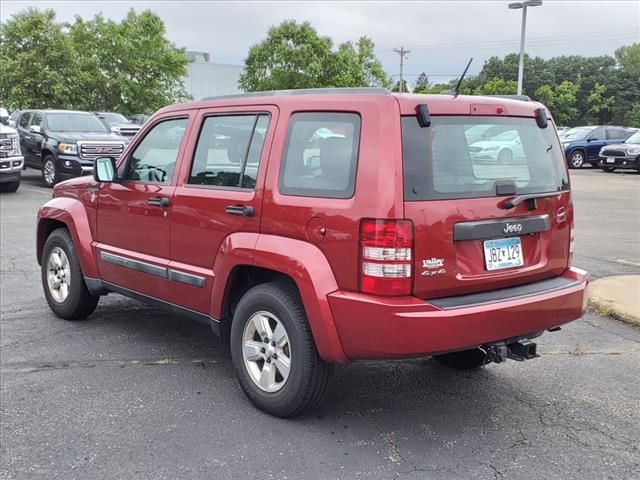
[{"left": 0, "top": 108, "right": 24, "bottom": 193}]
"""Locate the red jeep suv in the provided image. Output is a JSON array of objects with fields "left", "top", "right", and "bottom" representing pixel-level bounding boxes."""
[{"left": 37, "top": 89, "right": 587, "bottom": 417}]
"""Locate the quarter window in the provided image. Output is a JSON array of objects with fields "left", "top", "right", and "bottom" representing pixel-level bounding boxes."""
[
  {"left": 189, "top": 114, "right": 269, "bottom": 189},
  {"left": 125, "top": 118, "right": 188, "bottom": 184},
  {"left": 30, "top": 113, "right": 43, "bottom": 127},
  {"left": 279, "top": 112, "right": 361, "bottom": 198}
]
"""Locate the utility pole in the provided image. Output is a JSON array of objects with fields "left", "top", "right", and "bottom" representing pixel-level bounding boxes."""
[{"left": 393, "top": 46, "right": 411, "bottom": 94}]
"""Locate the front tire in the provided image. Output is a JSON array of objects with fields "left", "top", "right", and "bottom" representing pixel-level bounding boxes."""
[
  {"left": 568, "top": 151, "right": 585, "bottom": 169},
  {"left": 497, "top": 149, "right": 513, "bottom": 165},
  {"left": 433, "top": 348, "right": 488, "bottom": 370},
  {"left": 230, "top": 282, "right": 333, "bottom": 417},
  {"left": 42, "top": 155, "right": 58, "bottom": 188},
  {"left": 41, "top": 228, "right": 99, "bottom": 320},
  {"left": 0, "top": 179, "right": 20, "bottom": 192}
]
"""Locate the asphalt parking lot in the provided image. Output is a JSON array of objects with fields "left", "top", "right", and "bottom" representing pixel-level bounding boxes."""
[{"left": 1, "top": 168, "right": 639, "bottom": 480}]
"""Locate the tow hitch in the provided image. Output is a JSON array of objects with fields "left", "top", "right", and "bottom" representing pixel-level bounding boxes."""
[{"left": 485, "top": 340, "right": 539, "bottom": 364}]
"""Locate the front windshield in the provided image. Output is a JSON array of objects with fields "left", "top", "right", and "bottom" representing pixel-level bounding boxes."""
[
  {"left": 625, "top": 131, "right": 640, "bottom": 144},
  {"left": 100, "top": 113, "right": 128, "bottom": 125},
  {"left": 47, "top": 113, "right": 109, "bottom": 133},
  {"left": 560, "top": 127, "right": 594, "bottom": 141}
]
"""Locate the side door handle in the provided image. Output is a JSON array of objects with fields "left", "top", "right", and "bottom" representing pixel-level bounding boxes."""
[
  {"left": 147, "top": 197, "right": 170, "bottom": 207},
  {"left": 225, "top": 204, "right": 254, "bottom": 217}
]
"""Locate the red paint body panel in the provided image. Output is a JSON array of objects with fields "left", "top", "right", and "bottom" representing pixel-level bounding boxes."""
[{"left": 329, "top": 268, "right": 587, "bottom": 359}]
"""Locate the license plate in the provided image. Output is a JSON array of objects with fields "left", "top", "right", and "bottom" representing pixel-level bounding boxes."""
[
  {"left": 484, "top": 237, "right": 524, "bottom": 271},
  {"left": 607, "top": 157, "right": 615, "bottom": 163}
]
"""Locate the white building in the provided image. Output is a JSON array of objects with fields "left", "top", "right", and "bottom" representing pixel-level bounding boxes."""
[{"left": 184, "top": 51, "right": 243, "bottom": 100}]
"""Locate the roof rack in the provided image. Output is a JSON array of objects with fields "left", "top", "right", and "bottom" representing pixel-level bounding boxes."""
[
  {"left": 203, "top": 87, "right": 390, "bottom": 101},
  {"left": 438, "top": 93, "right": 532, "bottom": 102}
]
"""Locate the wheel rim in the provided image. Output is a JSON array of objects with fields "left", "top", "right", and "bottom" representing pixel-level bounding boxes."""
[
  {"left": 44, "top": 160, "right": 55, "bottom": 185},
  {"left": 571, "top": 153, "right": 584, "bottom": 168},
  {"left": 499, "top": 150, "right": 513, "bottom": 164},
  {"left": 242, "top": 311, "right": 291, "bottom": 393},
  {"left": 46, "top": 247, "right": 71, "bottom": 303}
]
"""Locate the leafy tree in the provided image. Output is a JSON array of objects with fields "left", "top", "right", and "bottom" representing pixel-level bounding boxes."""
[
  {"left": 0, "top": 8, "right": 78, "bottom": 110},
  {"left": 535, "top": 84, "right": 555, "bottom": 107},
  {"left": 412, "top": 72, "right": 429, "bottom": 94},
  {"left": 390, "top": 79, "right": 410, "bottom": 93},
  {"left": 626, "top": 103, "right": 640, "bottom": 128},
  {"left": 474, "top": 77, "right": 517, "bottom": 95},
  {"left": 552, "top": 81, "right": 580, "bottom": 125},
  {"left": 587, "top": 83, "right": 615, "bottom": 123},
  {"left": 239, "top": 21, "right": 387, "bottom": 91},
  {"left": 0, "top": 8, "right": 189, "bottom": 115}
]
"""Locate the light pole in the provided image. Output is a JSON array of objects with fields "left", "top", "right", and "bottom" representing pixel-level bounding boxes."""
[{"left": 508, "top": 0, "right": 542, "bottom": 96}]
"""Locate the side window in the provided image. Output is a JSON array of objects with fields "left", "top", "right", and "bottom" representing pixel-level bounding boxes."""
[
  {"left": 607, "top": 128, "right": 626, "bottom": 140},
  {"left": 18, "top": 113, "right": 31, "bottom": 129},
  {"left": 188, "top": 114, "right": 269, "bottom": 189},
  {"left": 30, "top": 113, "right": 43, "bottom": 127},
  {"left": 279, "top": 112, "right": 361, "bottom": 198},
  {"left": 589, "top": 127, "right": 604, "bottom": 141},
  {"left": 125, "top": 118, "right": 188, "bottom": 184}
]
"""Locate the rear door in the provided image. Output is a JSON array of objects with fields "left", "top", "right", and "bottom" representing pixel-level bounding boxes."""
[
  {"left": 168, "top": 106, "right": 277, "bottom": 314},
  {"left": 402, "top": 114, "right": 571, "bottom": 299},
  {"left": 585, "top": 127, "right": 606, "bottom": 160}
]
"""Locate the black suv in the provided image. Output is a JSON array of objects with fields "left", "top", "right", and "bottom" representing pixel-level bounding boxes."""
[{"left": 16, "top": 110, "right": 126, "bottom": 187}]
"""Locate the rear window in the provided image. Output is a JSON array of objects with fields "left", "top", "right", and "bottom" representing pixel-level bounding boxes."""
[{"left": 402, "top": 116, "right": 569, "bottom": 201}]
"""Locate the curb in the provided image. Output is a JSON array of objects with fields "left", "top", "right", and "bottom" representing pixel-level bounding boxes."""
[{"left": 587, "top": 275, "right": 640, "bottom": 327}]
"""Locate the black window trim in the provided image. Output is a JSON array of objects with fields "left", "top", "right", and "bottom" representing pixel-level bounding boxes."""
[
  {"left": 121, "top": 115, "right": 190, "bottom": 186},
  {"left": 278, "top": 110, "right": 362, "bottom": 200},
  {"left": 184, "top": 111, "right": 271, "bottom": 192}
]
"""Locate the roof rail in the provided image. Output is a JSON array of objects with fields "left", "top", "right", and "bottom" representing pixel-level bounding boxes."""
[
  {"left": 203, "top": 87, "right": 390, "bottom": 101},
  {"left": 438, "top": 93, "right": 532, "bottom": 102}
]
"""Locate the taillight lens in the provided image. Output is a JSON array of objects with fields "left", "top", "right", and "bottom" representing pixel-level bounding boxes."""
[
  {"left": 360, "top": 219, "right": 413, "bottom": 296},
  {"left": 568, "top": 200, "right": 575, "bottom": 267}
]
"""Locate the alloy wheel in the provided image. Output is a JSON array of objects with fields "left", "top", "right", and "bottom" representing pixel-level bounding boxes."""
[
  {"left": 46, "top": 246, "right": 71, "bottom": 303},
  {"left": 43, "top": 160, "right": 56, "bottom": 186},
  {"left": 570, "top": 152, "right": 584, "bottom": 168},
  {"left": 241, "top": 311, "right": 291, "bottom": 393}
]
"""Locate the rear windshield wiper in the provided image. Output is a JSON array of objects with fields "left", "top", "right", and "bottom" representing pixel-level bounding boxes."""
[{"left": 500, "top": 191, "right": 562, "bottom": 210}]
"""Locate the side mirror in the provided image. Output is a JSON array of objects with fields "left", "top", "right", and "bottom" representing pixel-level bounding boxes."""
[
  {"left": 94, "top": 157, "right": 117, "bottom": 183},
  {"left": 0, "top": 116, "right": 8, "bottom": 126},
  {"left": 30, "top": 125, "right": 41, "bottom": 134}
]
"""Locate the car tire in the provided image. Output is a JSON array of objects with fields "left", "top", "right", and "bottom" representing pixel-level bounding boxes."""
[
  {"left": 568, "top": 151, "right": 585, "bottom": 169},
  {"left": 600, "top": 167, "right": 615, "bottom": 173},
  {"left": 0, "top": 179, "right": 20, "bottom": 193},
  {"left": 42, "top": 155, "right": 58, "bottom": 188},
  {"left": 41, "top": 228, "right": 100, "bottom": 320},
  {"left": 230, "top": 281, "right": 333, "bottom": 417},
  {"left": 433, "top": 348, "right": 488, "bottom": 370},
  {"left": 497, "top": 149, "right": 513, "bottom": 165}
]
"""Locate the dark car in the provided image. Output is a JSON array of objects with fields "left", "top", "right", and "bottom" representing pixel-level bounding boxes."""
[
  {"left": 129, "top": 114, "right": 150, "bottom": 125},
  {"left": 36, "top": 89, "right": 587, "bottom": 417},
  {"left": 560, "top": 125, "right": 635, "bottom": 169},
  {"left": 94, "top": 112, "right": 141, "bottom": 138},
  {"left": 16, "top": 110, "right": 126, "bottom": 187},
  {"left": 598, "top": 130, "right": 640, "bottom": 172}
]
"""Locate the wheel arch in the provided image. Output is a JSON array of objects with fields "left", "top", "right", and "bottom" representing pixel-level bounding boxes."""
[{"left": 211, "top": 233, "right": 349, "bottom": 365}]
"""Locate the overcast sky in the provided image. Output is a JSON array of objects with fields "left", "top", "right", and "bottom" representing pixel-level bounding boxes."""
[{"left": 2, "top": 1, "right": 639, "bottom": 84}]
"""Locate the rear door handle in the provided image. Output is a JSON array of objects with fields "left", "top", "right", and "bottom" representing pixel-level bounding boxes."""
[
  {"left": 147, "top": 197, "right": 170, "bottom": 207},
  {"left": 225, "top": 204, "right": 254, "bottom": 217}
]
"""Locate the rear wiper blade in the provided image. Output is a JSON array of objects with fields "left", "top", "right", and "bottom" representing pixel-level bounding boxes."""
[{"left": 500, "top": 191, "right": 562, "bottom": 210}]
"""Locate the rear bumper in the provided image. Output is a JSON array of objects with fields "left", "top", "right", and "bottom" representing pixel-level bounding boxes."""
[{"left": 328, "top": 267, "right": 587, "bottom": 360}]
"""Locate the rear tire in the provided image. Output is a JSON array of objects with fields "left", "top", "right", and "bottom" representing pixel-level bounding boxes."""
[
  {"left": 0, "top": 180, "right": 20, "bottom": 192},
  {"left": 433, "top": 348, "right": 487, "bottom": 370},
  {"left": 41, "top": 228, "right": 99, "bottom": 320},
  {"left": 568, "top": 151, "right": 585, "bottom": 169},
  {"left": 230, "top": 282, "right": 333, "bottom": 417}
]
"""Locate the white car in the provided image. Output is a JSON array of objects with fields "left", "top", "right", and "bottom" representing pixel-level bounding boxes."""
[
  {"left": 0, "top": 108, "right": 24, "bottom": 193},
  {"left": 469, "top": 130, "right": 524, "bottom": 164}
]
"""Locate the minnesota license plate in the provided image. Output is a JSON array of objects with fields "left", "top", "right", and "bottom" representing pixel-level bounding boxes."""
[{"left": 484, "top": 237, "right": 524, "bottom": 271}]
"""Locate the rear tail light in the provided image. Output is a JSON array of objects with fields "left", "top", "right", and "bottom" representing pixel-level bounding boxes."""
[
  {"left": 359, "top": 219, "right": 414, "bottom": 296},
  {"left": 568, "top": 199, "right": 575, "bottom": 266}
]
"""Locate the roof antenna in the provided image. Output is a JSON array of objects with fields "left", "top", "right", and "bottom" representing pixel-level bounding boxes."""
[{"left": 453, "top": 57, "right": 473, "bottom": 98}]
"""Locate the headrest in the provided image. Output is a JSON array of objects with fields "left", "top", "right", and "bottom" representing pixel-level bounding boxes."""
[{"left": 320, "top": 137, "right": 352, "bottom": 183}]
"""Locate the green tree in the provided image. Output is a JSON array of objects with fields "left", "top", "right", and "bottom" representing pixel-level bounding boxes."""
[
  {"left": 68, "top": 10, "right": 190, "bottom": 115},
  {"left": 610, "top": 44, "right": 640, "bottom": 124},
  {"left": 0, "top": 8, "right": 189, "bottom": 115},
  {"left": 474, "top": 77, "right": 517, "bottom": 95},
  {"left": 0, "top": 8, "right": 77, "bottom": 110},
  {"left": 535, "top": 84, "right": 555, "bottom": 107},
  {"left": 390, "top": 79, "right": 410, "bottom": 93},
  {"left": 587, "top": 83, "right": 615, "bottom": 123},
  {"left": 412, "top": 72, "right": 429, "bottom": 94},
  {"left": 239, "top": 21, "right": 387, "bottom": 91},
  {"left": 552, "top": 80, "right": 580, "bottom": 125}
]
